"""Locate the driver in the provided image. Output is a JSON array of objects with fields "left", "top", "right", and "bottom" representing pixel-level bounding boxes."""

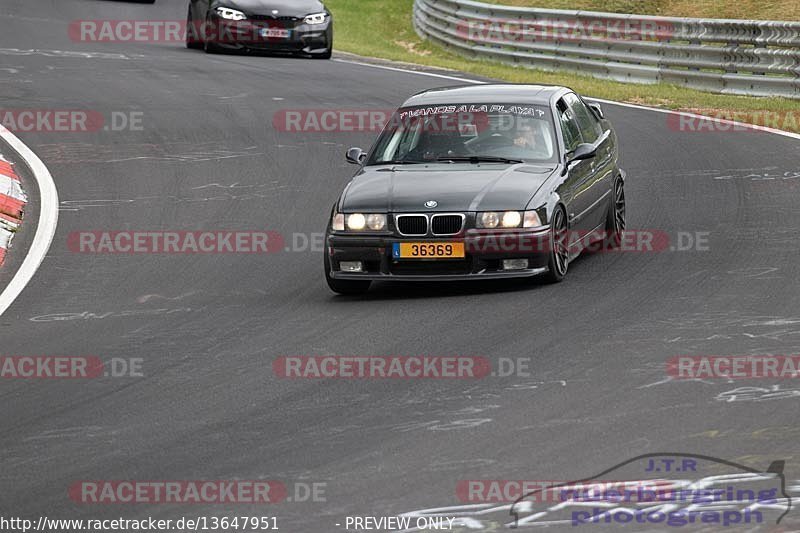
[{"left": 513, "top": 123, "right": 538, "bottom": 150}]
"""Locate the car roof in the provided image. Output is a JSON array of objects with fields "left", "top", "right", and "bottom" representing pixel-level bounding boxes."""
[{"left": 402, "top": 84, "right": 570, "bottom": 107}]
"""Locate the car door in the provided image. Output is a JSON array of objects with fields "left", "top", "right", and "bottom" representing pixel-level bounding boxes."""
[
  {"left": 563, "top": 93, "right": 613, "bottom": 232},
  {"left": 555, "top": 97, "right": 594, "bottom": 239}
]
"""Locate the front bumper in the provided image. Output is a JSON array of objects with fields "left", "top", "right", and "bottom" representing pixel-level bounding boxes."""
[
  {"left": 207, "top": 17, "right": 331, "bottom": 54},
  {"left": 327, "top": 227, "right": 552, "bottom": 281}
]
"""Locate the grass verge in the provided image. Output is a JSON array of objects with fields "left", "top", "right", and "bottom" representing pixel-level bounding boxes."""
[{"left": 326, "top": 0, "right": 800, "bottom": 134}]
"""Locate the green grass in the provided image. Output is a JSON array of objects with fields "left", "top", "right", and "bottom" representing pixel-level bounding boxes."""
[{"left": 326, "top": 0, "right": 800, "bottom": 133}]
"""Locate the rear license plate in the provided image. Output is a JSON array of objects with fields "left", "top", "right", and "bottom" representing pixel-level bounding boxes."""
[
  {"left": 392, "top": 242, "right": 465, "bottom": 259},
  {"left": 260, "top": 28, "right": 291, "bottom": 39}
]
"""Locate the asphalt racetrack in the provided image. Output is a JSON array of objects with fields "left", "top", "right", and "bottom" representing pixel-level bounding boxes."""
[{"left": 1, "top": 0, "right": 799, "bottom": 531}]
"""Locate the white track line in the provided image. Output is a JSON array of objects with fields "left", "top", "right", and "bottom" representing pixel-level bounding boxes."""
[
  {"left": 0, "top": 125, "right": 59, "bottom": 316},
  {"left": 333, "top": 58, "right": 800, "bottom": 141},
  {"left": 333, "top": 58, "right": 483, "bottom": 85}
]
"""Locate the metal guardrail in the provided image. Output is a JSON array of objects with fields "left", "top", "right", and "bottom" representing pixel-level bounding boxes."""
[{"left": 413, "top": 0, "right": 800, "bottom": 98}]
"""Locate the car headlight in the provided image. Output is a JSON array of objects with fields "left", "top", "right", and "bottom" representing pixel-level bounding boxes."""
[
  {"left": 333, "top": 213, "right": 386, "bottom": 231},
  {"left": 477, "top": 211, "right": 520, "bottom": 229},
  {"left": 365, "top": 214, "right": 386, "bottom": 230},
  {"left": 477, "top": 211, "right": 543, "bottom": 229},
  {"left": 303, "top": 12, "right": 328, "bottom": 24},
  {"left": 215, "top": 7, "right": 247, "bottom": 20},
  {"left": 502, "top": 211, "right": 522, "bottom": 228},
  {"left": 347, "top": 213, "right": 367, "bottom": 230},
  {"left": 477, "top": 212, "right": 500, "bottom": 229}
]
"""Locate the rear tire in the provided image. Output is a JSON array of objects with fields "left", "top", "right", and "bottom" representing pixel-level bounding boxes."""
[
  {"left": 325, "top": 254, "right": 371, "bottom": 295},
  {"left": 604, "top": 175, "right": 626, "bottom": 249},
  {"left": 542, "top": 206, "right": 569, "bottom": 283}
]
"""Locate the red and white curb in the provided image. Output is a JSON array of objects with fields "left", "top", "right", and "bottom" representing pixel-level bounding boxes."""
[
  {"left": 0, "top": 124, "right": 59, "bottom": 317},
  {"left": 0, "top": 154, "right": 27, "bottom": 267}
]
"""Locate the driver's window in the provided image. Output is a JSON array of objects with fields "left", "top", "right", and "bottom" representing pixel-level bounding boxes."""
[
  {"left": 557, "top": 99, "right": 582, "bottom": 153},
  {"left": 564, "top": 93, "right": 602, "bottom": 144}
]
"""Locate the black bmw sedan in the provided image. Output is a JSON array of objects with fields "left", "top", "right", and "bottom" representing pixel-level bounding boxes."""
[
  {"left": 186, "top": 0, "right": 332, "bottom": 57},
  {"left": 324, "top": 84, "right": 627, "bottom": 294}
]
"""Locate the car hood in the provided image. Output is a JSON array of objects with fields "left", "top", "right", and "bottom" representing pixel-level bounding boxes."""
[
  {"left": 223, "top": 0, "right": 325, "bottom": 17},
  {"left": 340, "top": 164, "right": 556, "bottom": 213}
]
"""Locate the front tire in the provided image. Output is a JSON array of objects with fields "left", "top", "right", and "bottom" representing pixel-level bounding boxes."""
[
  {"left": 312, "top": 48, "right": 332, "bottom": 59},
  {"left": 203, "top": 18, "right": 221, "bottom": 54},
  {"left": 204, "top": 39, "right": 220, "bottom": 54},
  {"left": 324, "top": 253, "right": 371, "bottom": 295},
  {"left": 542, "top": 206, "right": 569, "bottom": 283},
  {"left": 311, "top": 28, "right": 333, "bottom": 59},
  {"left": 186, "top": 8, "right": 202, "bottom": 49}
]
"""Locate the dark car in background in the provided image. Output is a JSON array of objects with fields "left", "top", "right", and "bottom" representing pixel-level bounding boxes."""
[
  {"left": 324, "top": 84, "right": 626, "bottom": 294},
  {"left": 186, "top": 0, "right": 332, "bottom": 58}
]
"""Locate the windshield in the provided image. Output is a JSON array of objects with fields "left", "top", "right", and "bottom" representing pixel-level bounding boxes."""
[{"left": 366, "top": 103, "right": 558, "bottom": 165}]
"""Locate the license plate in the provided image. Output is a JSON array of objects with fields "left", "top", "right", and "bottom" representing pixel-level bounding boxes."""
[
  {"left": 392, "top": 242, "right": 465, "bottom": 259},
  {"left": 260, "top": 28, "right": 291, "bottom": 38}
]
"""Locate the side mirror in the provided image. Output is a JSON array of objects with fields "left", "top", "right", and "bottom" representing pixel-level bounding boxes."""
[
  {"left": 346, "top": 147, "right": 366, "bottom": 165},
  {"left": 569, "top": 143, "right": 597, "bottom": 163},
  {"left": 562, "top": 143, "right": 597, "bottom": 175},
  {"left": 587, "top": 102, "right": 604, "bottom": 119}
]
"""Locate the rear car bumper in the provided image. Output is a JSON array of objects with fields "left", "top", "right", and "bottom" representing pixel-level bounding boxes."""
[
  {"left": 327, "top": 227, "right": 552, "bottom": 281},
  {"left": 207, "top": 17, "right": 331, "bottom": 54}
]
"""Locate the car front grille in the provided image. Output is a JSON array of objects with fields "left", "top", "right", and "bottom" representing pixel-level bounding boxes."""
[
  {"left": 397, "top": 215, "right": 428, "bottom": 236},
  {"left": 431, "top": 214, "right": 464, "bottom": 235},
  {"left": 249, "top": 15, "right": 301, "bottom": 22},
  {"left": 248, "top": 15, "right": 300, "bottom": 28}
]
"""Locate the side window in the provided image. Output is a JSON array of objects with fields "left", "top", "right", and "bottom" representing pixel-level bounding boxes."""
[
  {"left": 564, "top": 93, "right": 602, "bottom": 144},
  {"left": 556, "top": 99, "right": 582, "bottom": 153}
]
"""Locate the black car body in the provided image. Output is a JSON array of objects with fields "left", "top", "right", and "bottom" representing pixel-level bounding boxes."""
[
  {"left": 324, "top": 84, "right": 626, "bottom": 294},
  {"left": 187, "top": 0, "right": 332, "bottom": 57}
]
